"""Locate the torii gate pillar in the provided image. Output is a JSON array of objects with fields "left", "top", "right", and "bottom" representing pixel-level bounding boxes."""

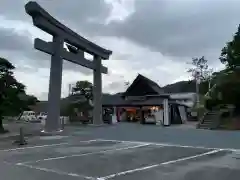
[
  {"left": 93, "top": 56, "right": 103, "bottom": 125},
  {"left": 45, "top": 36, "right": 64, "bottom": 132}
]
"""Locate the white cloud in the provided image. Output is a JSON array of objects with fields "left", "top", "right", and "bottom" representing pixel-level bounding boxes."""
[
  {"left": 105, "top": 0, "right": 135, "bottom": 23},
  {"left": 15, "top": 67, "right": 93, "bottom": 100},
  {"left": 13, "top": 35, "right": 197, "bottom": 100},
  {"left": 0, "top": 0, "right": 230, "bottom": 101}
]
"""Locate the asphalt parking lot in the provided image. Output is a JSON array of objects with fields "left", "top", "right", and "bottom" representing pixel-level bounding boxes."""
[{"left": 0, "top": 136, "right": 240, "bottom": 180}]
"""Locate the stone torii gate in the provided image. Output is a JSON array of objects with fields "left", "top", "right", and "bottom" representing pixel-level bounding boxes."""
[{"left": 25, "top": 1, "right": 112, "bottom": 133}]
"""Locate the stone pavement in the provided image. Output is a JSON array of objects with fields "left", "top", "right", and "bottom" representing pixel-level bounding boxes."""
[
  {"left": 0, "top": 122, "right": 43, "bottom": 140},
  {"left": 2, "top": 122, "right": 240, "bottom": 150},
  {"left": 169, "top": 121, "right": 198, "bottom": 129},
  {"left": 0, "top": 137, "right": 239, "bottom": 180},
  {"left": 0, "top": 122, "right": 240, "bottom": 180},
  {"left": 68, "top": 122, "right": 240, "bottom": 150}
]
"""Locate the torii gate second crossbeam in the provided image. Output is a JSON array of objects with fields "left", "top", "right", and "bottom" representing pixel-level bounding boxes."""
[{"left": 25, "top": 1, "right": 112, "bottom": 133}]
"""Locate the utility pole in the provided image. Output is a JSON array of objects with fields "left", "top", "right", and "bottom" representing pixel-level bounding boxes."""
[
  {"left": 68, "top": 84, "right": 71, "bottom": 96},
  {"left": 207, "top": 68, "right": 213, "bottom": 93},
  {"left": 195, "top": 71, "right": 201, "bottom": 120},
  {"left": 68, "top": 83, "right": 72, "bottom": 96},
  {"left": 208, "top": 79, "right": 211, "bottom": 92},
  {"left": 68, "top": 83, "right": 75, "bottom": 96}
]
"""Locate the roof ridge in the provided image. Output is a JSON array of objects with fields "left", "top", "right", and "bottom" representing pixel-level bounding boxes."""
[{"left": 138, "top": 74, "right": 161, "bottom": 88}]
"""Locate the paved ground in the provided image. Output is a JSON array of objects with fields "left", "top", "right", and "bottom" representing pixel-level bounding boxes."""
[
  {"left": 0, "top": 123, "right": 240, "bottom": 179},
  {"left": 1, "top": 122, "right": 43, "bottom": 140},
  {"left": 75, "top": 123, "right": 240, "bottom": 150}
]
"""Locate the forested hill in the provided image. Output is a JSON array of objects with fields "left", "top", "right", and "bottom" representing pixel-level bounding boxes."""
[{"left": 162, "top": 80, "right": 196, "bottom": 93}]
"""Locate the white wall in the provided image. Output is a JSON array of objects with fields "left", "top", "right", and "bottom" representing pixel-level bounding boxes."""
[
  {"left": 178, "top": 106, "right": 187, "bottom": 122},
  {"left": 170, "top": 93, "right": 197, "bottom": 108},
  {"left": 145, "top": 109, "right": 163, "bottom": 124},
  {"left": 155, "top": 110, "right": 164, "bottom": 125}
]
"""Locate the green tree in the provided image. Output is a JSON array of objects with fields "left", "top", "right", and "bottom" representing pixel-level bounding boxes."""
[
  {"left": 187, "top": 56, "right": 210, "bottom": 81},
  {"left": 65, "top": 80, "right": 94, "bottom": 120},
  {"left": 187, "top": 56, "right": 213, "bottom": 95},
  {"left": 0, "top": 58, "right": 26, "bottom": 133},
  {"left": 215, "top": 71, "right": 240, "bottom": 106},
  {"left": 220, "top": 24, "right": 240, "bottom": 69},
  {"left": 217, "top": 24, "right": 240, "bottom": 114},
  {"left": 17, "top": 94, "right": 39, "bottom": 113},
  {"left": 72, "top": 80, "right": 93, "bottom": 100}
]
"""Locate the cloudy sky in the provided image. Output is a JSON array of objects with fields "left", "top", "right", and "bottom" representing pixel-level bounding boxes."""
[{"left": 0, "top": 0, "right": 239, "bottom": 100}]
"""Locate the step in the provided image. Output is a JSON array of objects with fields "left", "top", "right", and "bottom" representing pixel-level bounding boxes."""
[
  {"left": 204, "top": 117, "right": 215, "bottom": 120},
  {"left": 203, "top": 119, "right": 214, "bottom": 122},
  {"left": 203, "top": 118, "right": 216, "bottom": 120},
  {"left": 199, "top": 124, "right": 212, "bottom": 126},
  {"left": 207, "top": 113, "right": 218, "bottom": 115},
  {"left": 198, "top": 126, "right": 211, "bottom": 129},
  {"left": 204, "top": 118, "right": 215, "bottom": 120},
  {"left": 202, "top": 122, "right": 213, "bottom": 124},
  {"left": 205, "top": 116, "right": 217, "bottom": 118},
  {"left": 198, "top": 124, "right": 209, "bottom": 126},
  {"left": 205, "top": 114, "right": 218, "bottom": 117},
  {"left": 202, "top": 121, "right": 213, "bottom": 124},
  {"left": 200, "top": 124, "right": 212, "bottom": 127},
  {"left": 205, "top": 116, "right": 218, "bottom": 118}
]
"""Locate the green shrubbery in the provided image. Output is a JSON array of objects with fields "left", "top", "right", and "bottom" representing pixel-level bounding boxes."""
[{"left": 205, "top": 98, "right": 222, "bottom": 110}]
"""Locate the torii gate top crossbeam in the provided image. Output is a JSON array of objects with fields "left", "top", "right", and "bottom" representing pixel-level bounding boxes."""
[{"left": 25, "top": 1, "right": 112, "bottom": 60}]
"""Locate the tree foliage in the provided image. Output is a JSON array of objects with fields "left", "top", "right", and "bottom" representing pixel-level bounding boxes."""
[
  {"left": 220, "top": 25, "right": 240, "bottom": 69},
  {"left": 0, "top": 57, "right": 38, "bottom": 132},
  {"left": 216, "top": 71, "right": 240, "bottom": 102},
  {"left": 187, "top": 56, "right": 212, "bottom": 81},
  {"left": 213, "top": 25, "right": 240, "bottom": 114},
  {"left": 187, "top": 56, "right": 214, "bottom": 96},
  {"left": 19, "top": 94, "right": 39, "bottom": 112},
  {"left": 64, "top": 81, "right": 94, "bottom": 118},
  {"left": 72, "top": 80, "right": 93, "bottom": 100}
]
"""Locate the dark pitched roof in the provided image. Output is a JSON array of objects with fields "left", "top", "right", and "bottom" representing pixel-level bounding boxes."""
[
  {"left": 102, "top": 94, "right": 126, "bottom": 106},
  {"left": 123, "top": 74, "right": 164, "bottom": 96},
  {"left": 31, "top": 101, "right": 47, "bottom": 113},
  {"left": 102, "top": 94, "right": 168, "bottom": 107},
  {"left": 139, "top": 74, "right": 164, "bottom": 94},
  {"left": 139, "top": 74, "right": 159, "bottom": 88},
  {"left": 129, "top": 97, "right": 164, "bottom": 106}
]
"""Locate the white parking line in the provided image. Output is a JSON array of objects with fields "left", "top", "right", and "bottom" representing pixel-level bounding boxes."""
[
  {"left": 0, "top": 143, "right": 69, "bottom": 152},
  {"left": 17, "top": 163, "right": 96, "bottom": 180},
  {"left": 95, "top": 139, "right": 215, "bottom": 150},
  {"left": 100, "top": 149, "right": 224, "bottom": 179},
  {"left": 95, "top": 138, "right": 240, "bottom": 151},
  {"left": 0, "top": 139, "right": 99, "bottom": 152},
  {"left": 96, "top": 139, "right": 215, "bottom": 149},
  {"left": 161, "top": 149, "right": 224, "bottom": 165},
  {"left": 17, "top": 143, "right": 151, "bottom": 165}
]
